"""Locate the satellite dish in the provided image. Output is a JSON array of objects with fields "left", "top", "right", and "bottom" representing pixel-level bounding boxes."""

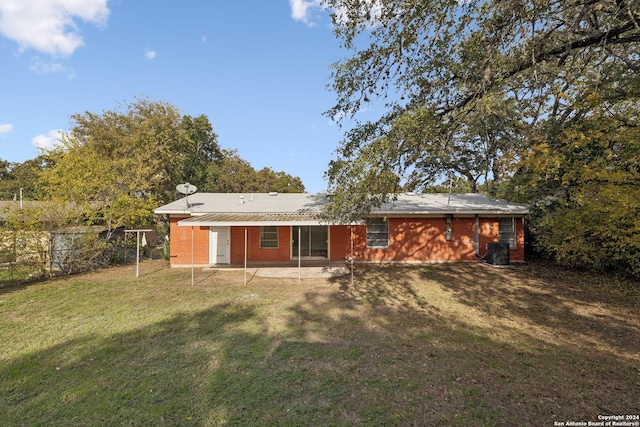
[
  {"left": 176, "top": 183, "right": 197, "bottom": 195},
  {"left": 176, "top": 183, "right": 197, "bottom": 208}
]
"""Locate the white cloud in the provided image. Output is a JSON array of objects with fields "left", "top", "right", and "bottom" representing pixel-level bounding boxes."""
[
  {"left": 30, "top": 57, "right": 62, "bottom": 73},
  {"left": 289, "top": 0, "right": 382, "bottom": 27},
  {"left": 0, "top": 123, "right": 13, "bottom": 135},
  {"left": 29, "top": 57, "right": 77, "bottom": 79},
  {"left": 289, "top": 0, "right": 323, "bottom": 26},
  {"left": 0, "top": 0, "right": 109, "bottom": 57},
  {"left": 144, "top": 49, "right": 156, "bottom": 60},
  {"left": 31, "top": 129, "right": 63, "bottom": 151}
]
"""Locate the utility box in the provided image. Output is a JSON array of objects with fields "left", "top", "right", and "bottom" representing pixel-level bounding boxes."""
[{"left": 487, "top": 242, "right": 510, "bottom": 266}]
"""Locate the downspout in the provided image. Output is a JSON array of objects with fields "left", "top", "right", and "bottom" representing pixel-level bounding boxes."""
[
  {"left": 244, "top": 228, "right": 248, "bottom": 286},
  {"left": 298, "top": 226, "right": 301, "bottom": 285},
  {"left": 191, "top": 226, "right": 194, "bottom": 286},
  {"left": 350, "top": 226, "right": 354, "bottom": 261},
  {"left": 474, "top": 215, "right": 480, "bottom": 258},
  {"left": 349, "top": 226, "right": 354, "bottom": 286}
]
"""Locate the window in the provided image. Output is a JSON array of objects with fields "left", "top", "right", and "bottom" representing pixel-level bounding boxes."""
[
  {"left": 499, "top": 218, "right": 516, "bottom": 249},
  {"left": 260, "top": 226, "right": 278, "bottom": 248},
  {"left": 366, "top": 218, "right": 389, "bottom": 248}
]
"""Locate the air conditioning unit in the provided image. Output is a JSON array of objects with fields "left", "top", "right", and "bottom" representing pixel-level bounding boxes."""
[{"left": 487, "top": 242, "right": 510, "bottom": 266}]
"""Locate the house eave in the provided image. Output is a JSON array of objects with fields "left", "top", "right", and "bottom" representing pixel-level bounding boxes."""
[
  {"left": 178, "top": 220, "right": 329, "bottom": 227},
  {"left": 154, "top": 208, "right": 194, "bottom": 215},
  {"left": 374, "top": 210, "right": 529, "bottom": 217},
  {"left": 154, "top": 192, "right": 530, "bottom": 221},
  {"left": 176, "top": 212, "right": 354, "bottom": 227}
]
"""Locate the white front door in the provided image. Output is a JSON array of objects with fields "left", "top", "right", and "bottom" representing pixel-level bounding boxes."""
[{"left": 209, "top": 226, "right": 230, "bottom": 264}]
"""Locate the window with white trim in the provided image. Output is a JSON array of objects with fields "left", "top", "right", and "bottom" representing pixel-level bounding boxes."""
[
  {"left": 366, "top": 218, "right": 389, "bottom": 248},
  {"left": 260, "top": 226, "right": 278, "bottom": 248},
  {"left": 499, "top": 218, "right": 516, "bottom": 249}
]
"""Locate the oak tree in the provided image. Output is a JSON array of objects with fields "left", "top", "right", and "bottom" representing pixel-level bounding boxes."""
[
  {"left": 208, "top": 150, "right": 305, "bottom": 193},
  {"left": 323, "top": 0, "right": 639, "bottom": 210},
  {"left": 0, "top": 156, "right": 48, "bottom": 201},
  {"left": 322, "top": 0, "right": 640, "bottom": 277},
  {"left": 39, "top": 98, "right": 223, "bottom": 236}
]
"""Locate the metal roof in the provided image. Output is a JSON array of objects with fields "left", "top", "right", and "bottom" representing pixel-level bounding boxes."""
[
  {"left": 378, "top": 193, "right": 529, "bottom": 215},
  {"left": 154, "top": 192, "right": 328, "bottom": 216},
  {"left": 155, "top": 192, "right": 529, "bottom": 226}
]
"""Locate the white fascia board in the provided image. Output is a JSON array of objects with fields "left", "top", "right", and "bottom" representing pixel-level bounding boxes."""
[
  {"left": 154, "top": 209, "right": 193, "bottom": 215},
  {"left": 377, "top": 210, "right": 529, "bottom": 217},
  {"left": 177, "top": 219, "right": 329, "bottom": 227}
]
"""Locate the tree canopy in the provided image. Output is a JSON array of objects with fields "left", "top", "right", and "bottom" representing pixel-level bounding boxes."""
[
  {"left": 326, "top": 0, "right": 638, "bottom": 118},
  {"left": 38, "top": 98, "right": 223, "bottom": 235},
  {"left": 323, "top": 0, "right": 640, "bottom": 276},
  {"left": 2, "top": 98, "right": 306, "bottom": 275},
  {"left": 325, "top": 0, "right": 639, "bottom": 195},
  {"left": 208, "top": 149, "right": 305, "bottom": 193},
  {"left": 0, "top": 156, "right": 48, "bottom": 201},
  {"left": 28, "top": 98, "right": 305, "bottom": 236}
]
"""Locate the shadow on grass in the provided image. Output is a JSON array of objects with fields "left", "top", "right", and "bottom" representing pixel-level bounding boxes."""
[
  {"left": 136, "top": 261, "right": 172, "bottom": 278},
  {"left": 324, "top": 264, "right": 639, "bottom": 422},
  {"left": 1, "top": 264, "right": 638, "bottom": 426},
  {"left": 419, "top": 262, "right": 640, "bottom": 359},
  {"left": 0, "top": 272, "right": 50, "bottom": 296},
  {"left": 0, "top": 260, "right": 171, "bottom": 296},
  {"left": 1, "top": 302, "right": 260, "bottom": 426}
]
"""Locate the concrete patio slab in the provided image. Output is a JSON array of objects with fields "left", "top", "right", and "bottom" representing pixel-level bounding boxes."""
[{"left": 207, "top": 265, "right": 351, "bottom": 278}]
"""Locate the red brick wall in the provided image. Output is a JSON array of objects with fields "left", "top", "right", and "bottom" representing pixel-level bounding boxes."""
[
  {"left": 169, "top": 216, "right": 210, "bottom": 265},
  {"left": 168, "top": 216, "right": 526, "bottom": 266},
  {"left": 229, "top": 226, "right": 291, "bottom": 264},
  {"left": 329, "top": 225, "right": 350, "bottom": 261},
  {"left": 333, "top": 217, "right": 526, "bottom": 263},
  {"left": 476, "top": 218, "right": 526, "bottom": 261}
]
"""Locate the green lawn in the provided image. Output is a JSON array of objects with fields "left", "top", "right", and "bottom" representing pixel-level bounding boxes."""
[{"left": 1, "top": 261, "right": 638, "bottom": 426}]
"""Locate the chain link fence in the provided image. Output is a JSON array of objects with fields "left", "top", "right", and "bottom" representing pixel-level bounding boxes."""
[
  {"left": 0, "top": 229, "right": 49, "bottom": 286},
  {"left": 0, "top": 228, "right": 165, "bottom": 287}
]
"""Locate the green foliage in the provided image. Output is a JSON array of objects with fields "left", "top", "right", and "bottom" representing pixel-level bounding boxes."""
[
  {"left": 180, "top": 114, "right": 223, "bottom": 192},
  {"left": 1, "top": 201, "right": 114, "bottom": 279},
  {"left": 324, "top": 137, "right": 403, "bottom": 222},
  {"left": 50, "top": 232, "right": 114, "bottom": 275},
  {"left": 326, "top": 97, "right": 522, "bottom": 204},
  {"left": 208, "top": 149, "right": 305, "bottom": 193},
  {"left": 0, "top": 156, "right": 48, "bottom": 201},
  {"left": 325, "top": 0, "right": 638, "bottom": 121},
  {"left": 5, "top": 98, "right": 306, "bottom": 277},
  {"left": 0, "top": 204, "right": 55, "bottom": 282},
  {"left": 323, "top": 0, "right": 640, "bottom": 277},
  {"left": 422, "top": 177, "right": 474, "bottom": 194},
  {"left": 324, "top": 0, "right": 639, "bottom": 189},
  {"left": 38, "top": 98, "right": 223, "bottom": 235},
  {"left": 512, "top": 105, "right": 640, "bottom": 276}
]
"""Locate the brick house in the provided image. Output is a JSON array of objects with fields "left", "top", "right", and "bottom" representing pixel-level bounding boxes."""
[{"left": 154, "top": 192, "right": 528, "bottom": 267}]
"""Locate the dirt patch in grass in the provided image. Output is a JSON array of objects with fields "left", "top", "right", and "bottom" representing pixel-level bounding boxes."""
[{"left": 1, "top": 260, "right": 638, "bottom": 426}]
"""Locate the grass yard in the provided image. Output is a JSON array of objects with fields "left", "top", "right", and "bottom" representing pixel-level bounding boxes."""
[{"left": 0, "top": 261, "right": 638, "bottom": 426}]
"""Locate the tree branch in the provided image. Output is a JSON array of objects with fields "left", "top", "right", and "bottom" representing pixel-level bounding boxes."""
[{"left": 440, "top": 16, "right": 640, "bottom": 116}]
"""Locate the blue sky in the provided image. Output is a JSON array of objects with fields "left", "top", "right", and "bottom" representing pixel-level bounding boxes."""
[{"left": 0, "top": 0, "right": 372, "bottom": 193}]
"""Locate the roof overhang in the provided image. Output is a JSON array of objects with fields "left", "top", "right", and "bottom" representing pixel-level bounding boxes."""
[
  {"left": 175, "top": 210, "right": 528, "bottom": 227},
  {"left": 177, "top": 213, "right": 343, "bottom": 227},
  {"left": 378, "top": 210, "right": 529, "bottom": 218}
]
